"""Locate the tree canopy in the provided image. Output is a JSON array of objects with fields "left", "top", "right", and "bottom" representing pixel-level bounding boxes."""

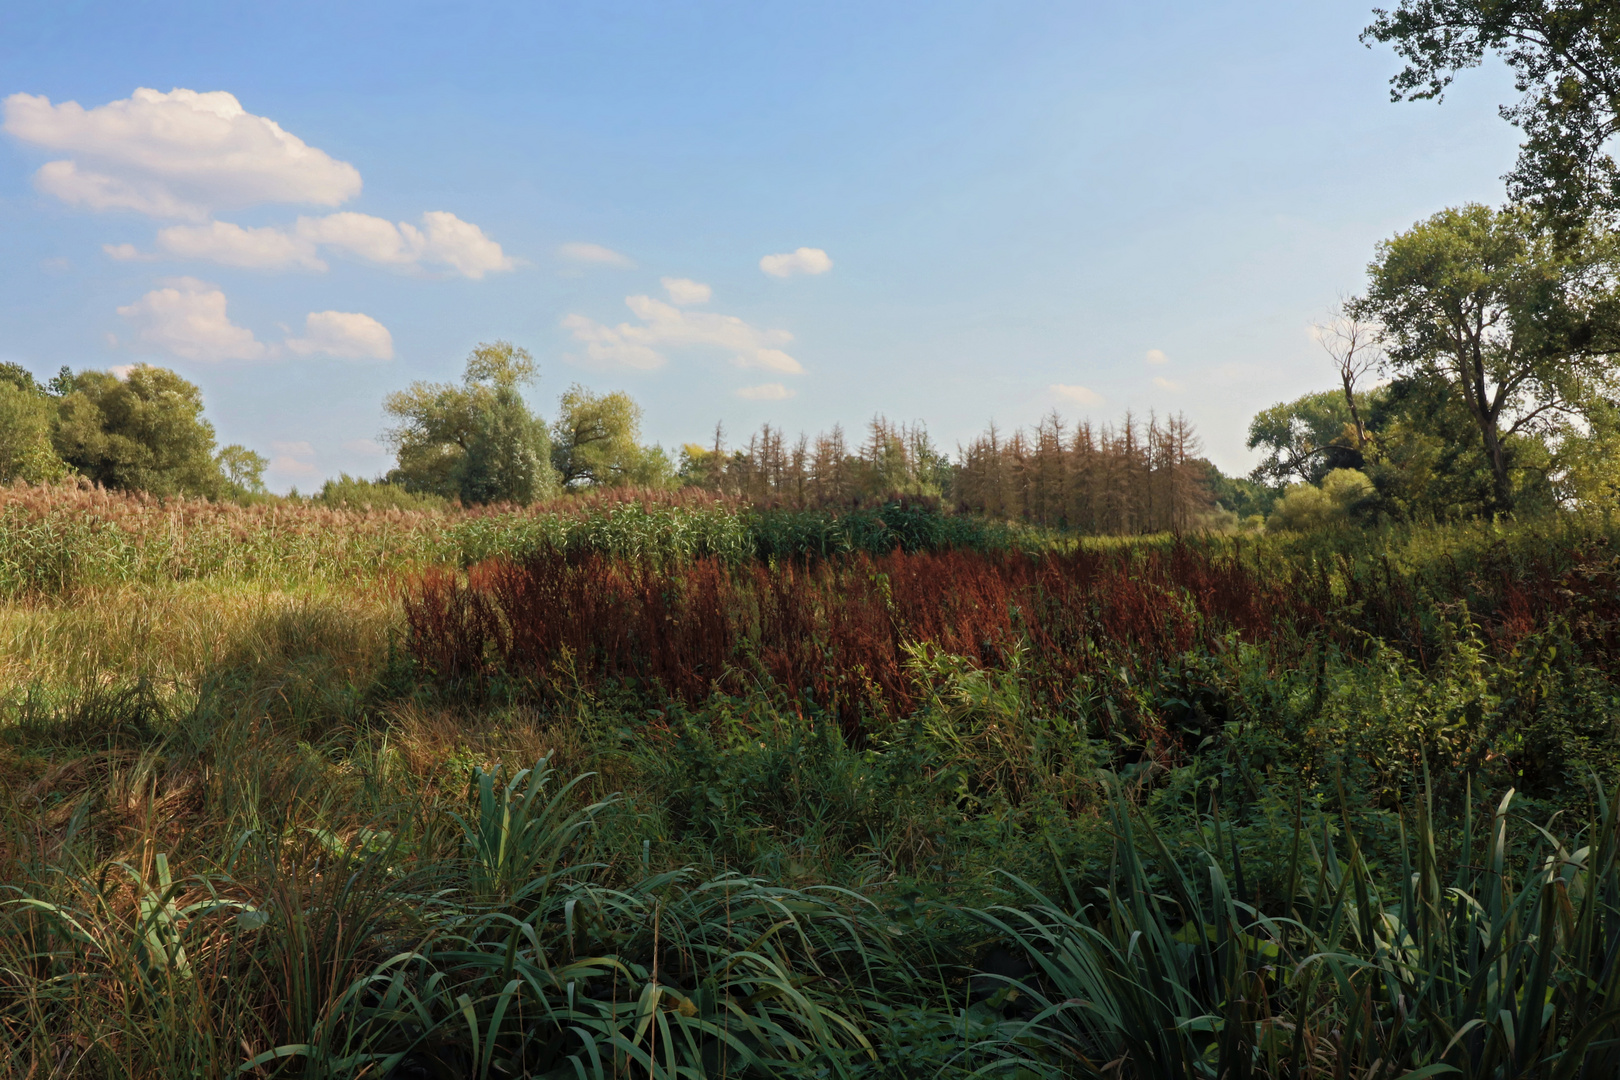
[
  {"left": 51, "top": 366, "right": 244, "bottom": 497},
  {"left": 0, "top": 372, "right": 68, "bottom": 485},
  {"left": 1351, "top": 202, "right": 1620, "bottom": 511},
  {"left": 1365, "top": 1, "right": 1620, "bottom": 224},
  {"left": 551, "top": 384, "right": 674, "bottom": 490},
  {"left": 1247, "top": 390, "right": 1374, "bottom": 487},
  {"left": 384, "top": 341, "right": 559, "bottom": 506}
]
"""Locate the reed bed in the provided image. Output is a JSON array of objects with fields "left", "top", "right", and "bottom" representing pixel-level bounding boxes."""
[{"left": 0, "top": 483, "right": 1039, "bottom": 599}]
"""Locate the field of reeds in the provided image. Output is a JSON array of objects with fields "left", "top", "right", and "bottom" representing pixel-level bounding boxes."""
[
  {"left": 0, "top": 484, "right": 1033, "bottom": 597},
  {"left": 7, "top": 483, "right": 1620, "bottom": 1078}
]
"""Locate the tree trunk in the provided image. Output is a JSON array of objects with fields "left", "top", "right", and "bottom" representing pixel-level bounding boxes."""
[
  {"left": 1477, "top": 412, "right": 1513, "bottom": 514},
  {"left": 1341, "top": 372, "right": 1367, "bottom": 449}
]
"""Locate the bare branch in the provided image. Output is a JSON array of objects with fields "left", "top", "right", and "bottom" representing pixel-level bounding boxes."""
[{"left": 1312, "top": 301, "right": 1385, "bottom": 449}]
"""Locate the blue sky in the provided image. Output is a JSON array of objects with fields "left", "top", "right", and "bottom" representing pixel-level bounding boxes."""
[{"left": 1, "top": 1, "right": 1525, "bottom": 490}]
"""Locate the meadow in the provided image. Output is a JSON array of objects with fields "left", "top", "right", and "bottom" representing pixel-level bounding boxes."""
[{"left": 6, "top": 482, "right": 1620, "bottom": 1078}]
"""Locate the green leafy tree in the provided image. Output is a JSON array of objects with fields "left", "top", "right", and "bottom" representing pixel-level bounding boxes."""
[
  {"left": 384, "top": 341, "right": 559, "bottom": 505},
  {"left": 1247, "top": 390, "right": 1372, "bottom": 487},
  {"left": 551, "top": 384, "right": 673, "bottom": 489},
  {"left": 1196, "top": 460, "right": 1277, "bottom": 520},
  {"left": 1365, "top": 1, "right": 1620, "bottom": 225},
  {"left": 215, "top": 445, "right": 269, "bottom": 497},
  {"left": 0, "top": 362, "right": 41, "bottom": 394},
  {"left": 52, "top": 366, "right": 227, "bottom": 496},
  {"left": 0, "top": 365, "right": 69, "bottom": 484},
  {"left": 1361, "top": 374, "right": 1555, "bottom": 518},
  {"left": 457, "top": 389, "right": 556, "bottom": 504},
  {"left": 1351, "top": 203, "right": 1620, "bottom": 512},
  {"left": 1550, "top": 395, "right": 1620, "bottom": 508}
]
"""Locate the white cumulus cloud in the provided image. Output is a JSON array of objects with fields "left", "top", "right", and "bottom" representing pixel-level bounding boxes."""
[
  {"left": 155, "top": 220, "right": 325, "bottom": 270},
  {"left": 297, "top": 211, "right": 414, "bottom": 265},
  {"left": 759, "top": 247, "right": 832, "bottom": 278},
  {"left": 3, "top": 88, "right": 361, "bottom": 220},
  {"left": 286, "top": 311, "right": 394, "bottom": 360},
  {"left": 146, "top": 211, "right": 510, "bottom": 277},
  {"left": 558, "top": 314, "right": 666, "bottom": 371},
  {"left": 1152, "top": 376, "right": 1183, "bottom": 391},
  {"left": 736, "top": 383, "right": 795, "bottom": 401},
  {"left": 661, "top": 277, "right": 712, "bottom": 305},
  {"left": 35, "top": 159, "right": 204, "bottom": 218},
  {"left": 562, "top": 293, "right": 802, "bottom": 374},
  {"left": 1052, "top": 383, "right": 1103, "bottom": 406},
  {"left": 115, "top": 278, "right": 268, "bottom": 361},
  {"left": 116, "top": 211, "right": 513, "bottom": 278},
  {"left": 1145, "top": 348, "right": 1168, "bottom": 365},
  {"left": 413, "top": 210, "right": 515, "bottom": 278},
  {"left": 557, "top": 242, "right": 635, "bottom": 268}
]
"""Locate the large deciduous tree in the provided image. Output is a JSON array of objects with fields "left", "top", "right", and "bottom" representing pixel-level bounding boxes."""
[
  {"left": 1351, "top": 203, "right": 1620, "bottom": 512},
  {"left": 1365, "top": 1, "right": 1620, "bottom": 224},
  {"left": 384, "top": 341, "right": 559, "bottom": 505},
  {"left": 52, "top": 365, "right": 228, "bottom": 496},
  {"left": 1247, "top": 390, "right": 1375, "bottom": 487},
  {"left": 550, "top": 385, "right": 673, "bottom": 489},
  {"left": 0, "top": 363, "right": 69, "bottom": 484}
]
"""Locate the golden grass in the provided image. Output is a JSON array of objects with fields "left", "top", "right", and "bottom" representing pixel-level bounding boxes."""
[{"left": 0, "top": 580, "right": 397, "bottom": 696}]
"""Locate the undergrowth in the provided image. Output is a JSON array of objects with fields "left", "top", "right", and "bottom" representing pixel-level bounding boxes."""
[{"left": 6, "top": 495, "right": 1620, "bottom": 1076}]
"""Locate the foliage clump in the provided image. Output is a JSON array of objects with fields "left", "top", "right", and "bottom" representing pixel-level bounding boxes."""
[{"left": 385, "top": 340, "right": 560, "bottom": 506}]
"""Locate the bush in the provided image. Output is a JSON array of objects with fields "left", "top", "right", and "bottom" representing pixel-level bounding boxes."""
[
  {"left": 1267, "top": 467, "right": 1375, "bottom": 532},
  {"left": 314, "top": 474, "right": 451, "bottom": 512}
]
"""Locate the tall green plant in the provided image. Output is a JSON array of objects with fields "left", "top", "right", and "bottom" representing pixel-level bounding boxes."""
[{"left": 973, "top": 774, "right": 1620, "bottom": 1078}]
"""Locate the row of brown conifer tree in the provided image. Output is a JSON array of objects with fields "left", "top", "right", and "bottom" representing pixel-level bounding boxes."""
[{"left": 680, "top": 411, "right": 1213, "bottom": 532}]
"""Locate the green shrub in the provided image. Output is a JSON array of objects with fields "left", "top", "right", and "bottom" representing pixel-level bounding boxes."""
[
  {"left": 314, "top": 473, "right": 450, "bottom": 512},
  {"left": 1266, "top": 467, "right": 1376, "bottom": 533}
]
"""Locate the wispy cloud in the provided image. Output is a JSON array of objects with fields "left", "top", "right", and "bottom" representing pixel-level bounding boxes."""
[
  {"left": 119, "top": 211, "right": 515, "bottom": 278},
  {"left": 736, "top": 382, "right": 795, "bottom": 400},
  {"left": 557, "top": 241, "right": 635, "bottom": 268},
  {"left": 269, "top": 440, "right": 319, "bottom": 479},
  {"left": 562, "top": 292, "right": 802, "bottom": 374},
  {"left": 661, "top": 276, "right": 711, "bottom": 305},
  {"left": 1051, "top": 383, "right": 1103, "bottom": 406},
  {"left": 759, "top": 247, "right": 832, "bottom": 278}
]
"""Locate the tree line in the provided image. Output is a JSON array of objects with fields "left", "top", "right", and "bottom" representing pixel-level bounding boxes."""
[
  {"left": 0, "top": 339, "right": 1225, "bottom": 533},
  {"left": 378, "top": 343, "right": 1222, "bottom": 529},
  {"left": 19, "top": 0, "right": 1620, "bottom": 536},
  {"left": 0, "top": 363, "right": 267, "bottom": 500}
]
